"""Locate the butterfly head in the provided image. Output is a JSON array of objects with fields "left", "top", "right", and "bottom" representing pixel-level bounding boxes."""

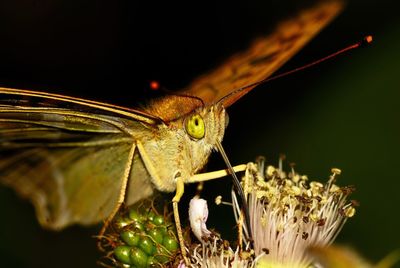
[
  {"left": 146, "top": 95, "right": 228, "bottom": 147},
  {"left": 145, "top": 96, "right": 228, "bottom": 180}
]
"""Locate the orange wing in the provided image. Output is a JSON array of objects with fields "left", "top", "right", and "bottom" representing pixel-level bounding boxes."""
[{"left": 183, "top": 1, "right": 343, "bottom": 107}]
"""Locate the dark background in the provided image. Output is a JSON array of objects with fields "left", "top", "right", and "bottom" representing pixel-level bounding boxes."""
[{"left": 0, "top": 0, "right": 399, "bottom": 267}]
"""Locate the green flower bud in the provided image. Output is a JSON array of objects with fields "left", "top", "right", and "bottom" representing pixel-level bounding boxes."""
[
  {"left": 121, "top": 230, "right": 140, "bottom": 246},
  {"left": 149, "top": 228, "right": 164, "bottom": 244},
  {"left": 139, "top": 236, "right": 156, "bottom": 255},
  {"left": 130, "top": 247, "right": 148, "bottom": 268},
  {"left": 114, "top": 245, "right": 132, "bottom": 265},
  {"left": 128, "top": 209, "right": 141, "bottom": 221},
  {"left": 152, "top": 215, "right": 164, "bottom": 226},
  {"left": 163, "top": 236, "right": 179, "bottom": 252}
]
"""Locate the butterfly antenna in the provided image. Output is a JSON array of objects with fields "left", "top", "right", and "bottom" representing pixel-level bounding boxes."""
[
  {"left": 149, "top": 80, "right": 205, "bottom": 107},
  {"left": 215, "top": 141, "right": 253, "bottom": 242},
  {"left": 217, "top": 35, "right": 373, "bottom": 106}
]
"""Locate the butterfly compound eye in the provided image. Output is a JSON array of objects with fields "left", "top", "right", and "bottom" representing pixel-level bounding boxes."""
[{"left": 185, "top": 114, "right": 205, "bottom": 140}]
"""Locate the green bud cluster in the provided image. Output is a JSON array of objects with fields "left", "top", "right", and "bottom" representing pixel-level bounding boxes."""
[{"left": 102, "top": 205, "right": 179, "bottom": 267}]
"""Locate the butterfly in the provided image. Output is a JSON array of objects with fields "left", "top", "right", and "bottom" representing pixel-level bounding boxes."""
[{"left": 0, "top": 0, "right": 343, "bottom": 258}]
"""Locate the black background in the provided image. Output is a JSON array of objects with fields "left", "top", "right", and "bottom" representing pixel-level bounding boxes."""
[{"left": 0, "top": 0, "right": 399, "bottom": 267}]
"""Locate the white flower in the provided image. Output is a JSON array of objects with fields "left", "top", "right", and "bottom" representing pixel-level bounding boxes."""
[
  {"left": 189, "top": 197, "right": 212, "bottom": 242},
  {"left": 187, "top": 158, "right": 357, "bottom": 267},
  {"left": 237, "top": 160, "right": 356, "bottom": 268}
]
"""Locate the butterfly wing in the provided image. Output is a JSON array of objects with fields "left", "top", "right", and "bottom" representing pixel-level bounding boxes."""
[
  {"left": 0, "top": 88, "right": 155, "bottom": 229},
  {"left": 182, "top": 1, "right": 343, "bottom": 107}
]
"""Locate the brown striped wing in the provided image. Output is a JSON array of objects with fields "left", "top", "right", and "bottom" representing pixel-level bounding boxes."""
[{"left": 182, "top": 1, "right": 343, "bottom": 107}]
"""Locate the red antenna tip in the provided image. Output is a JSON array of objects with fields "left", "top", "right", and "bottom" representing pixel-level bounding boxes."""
[
  {"left": 149, "top": 80, "right": 160, "bottom": 90},
  {"left": 358, "top": 35, "right": 373, "bottom": 47}
]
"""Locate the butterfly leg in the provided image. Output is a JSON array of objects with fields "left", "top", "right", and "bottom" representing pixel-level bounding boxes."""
[
  {"left": 97, "top": 142, "right": 137, "bottom": 250},
  {"left": 172, "top": 177, "right": 190, "bottom": 265},
  {"left": 136, "top": 141, "right": 190, "bottom": 264}
]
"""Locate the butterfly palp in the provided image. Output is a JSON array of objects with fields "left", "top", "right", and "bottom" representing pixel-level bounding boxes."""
[{"left": 185, "top": 114, "right": 205, "bottom": 140}]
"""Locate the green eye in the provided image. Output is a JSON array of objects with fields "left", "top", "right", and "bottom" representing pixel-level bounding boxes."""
[{"left": 185, "top": 114, "right": 205, "bottom": 139}]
